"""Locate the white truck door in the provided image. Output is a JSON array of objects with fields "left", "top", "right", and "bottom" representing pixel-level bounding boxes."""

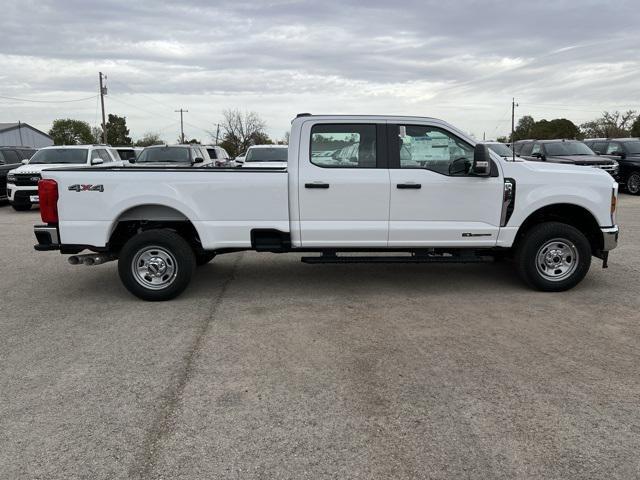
[
  {"left": 297, "top": 122, "right": 390, "bottom": 247},
  {"left": 388, "top": 123, "right": 503, "bottom": 247}
]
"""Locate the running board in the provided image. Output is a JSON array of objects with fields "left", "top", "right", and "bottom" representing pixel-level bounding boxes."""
[{"left": 300, "top": 253, "right": 494, "bottom": 264}]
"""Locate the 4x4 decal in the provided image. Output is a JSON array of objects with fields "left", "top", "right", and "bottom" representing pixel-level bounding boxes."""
[{"left": 68, "top": 184, "right": 104, "bottom": 192}]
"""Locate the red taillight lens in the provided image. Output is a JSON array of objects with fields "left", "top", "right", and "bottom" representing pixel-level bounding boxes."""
[{"left": 38, "top": 179, "right": 59, "bottom": 223}]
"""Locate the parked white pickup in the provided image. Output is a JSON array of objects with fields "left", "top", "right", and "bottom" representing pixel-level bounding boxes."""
[
  {"left": 33, "top": 114, "right": 619, "bottom": 300},
  {"left": 8, "top": 145, "right": 123, "bottom": 211}
]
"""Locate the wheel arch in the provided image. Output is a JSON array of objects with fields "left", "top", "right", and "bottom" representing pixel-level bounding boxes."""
[
  {"left": 107, "top": 204, "right": 203, "bottom": 253},
  {"left": 514, "top": 203, "right": 602, "bottom": 254}
]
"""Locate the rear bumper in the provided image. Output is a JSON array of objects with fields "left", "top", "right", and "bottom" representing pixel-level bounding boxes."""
[
  {"left": 34, "top": 224, "right": 60, "bottom": 251},
  {"left": 601, "top": 226, "right": 619, "bottom": 251}
]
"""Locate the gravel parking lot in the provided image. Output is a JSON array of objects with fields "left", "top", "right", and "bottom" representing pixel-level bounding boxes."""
[{"left": 1, "top": 198, "right": 639, "bottom": 480}]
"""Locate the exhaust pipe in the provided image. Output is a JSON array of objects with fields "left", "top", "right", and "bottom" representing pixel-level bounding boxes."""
[
  {"left": 68, "top": 255, "right": 82, "bottom": 265},
  {"left": 68, "top": 254, "right": 116, "bottom": 266}
]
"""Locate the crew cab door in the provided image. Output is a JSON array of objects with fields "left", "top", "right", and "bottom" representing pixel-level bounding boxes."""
[
  {"left": 297, "top": 122, "right": 390, "bottom": 247},
  {"left": 387, "top": 123, "right": 503, "bottom": 247}
]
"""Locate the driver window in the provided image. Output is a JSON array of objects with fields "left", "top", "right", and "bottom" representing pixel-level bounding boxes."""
[
  {"left": 399, "top": 125, "right": 473, "bottom": 176},
  {"left": 606, "top": 143, "right": 620, "bottom": 155}
]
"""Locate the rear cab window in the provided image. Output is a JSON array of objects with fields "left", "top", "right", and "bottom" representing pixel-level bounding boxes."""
[{"left": 310, "top": 124, "right": 378, "bottom": 168}]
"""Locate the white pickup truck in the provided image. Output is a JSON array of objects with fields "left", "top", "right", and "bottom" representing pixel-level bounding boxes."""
[{"left": 33, "top": 114, "right": 619, "bottom": 300}]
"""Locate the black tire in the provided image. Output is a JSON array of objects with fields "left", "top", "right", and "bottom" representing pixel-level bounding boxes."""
[
  {"left": 515, "top": 222, "right": 592, "bottom": 292},
  {"left": 12, "top": 204, "right": 31, "bottom": 211},
  {"left": 118, "top": 229, "right": 196, "bottom": 301},
  {"left": 195, "top": 252, "right": 216, "bottom": 266},
  {"left": 626, "top": 171, "right": 640, "bottom": 195}
]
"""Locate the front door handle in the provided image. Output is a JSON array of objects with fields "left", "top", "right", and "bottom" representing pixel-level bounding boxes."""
[
  {"left": 305, "top": 182, "right": 330, "bottom": 189},
  {"left": 396, "top": 183, "right": 421, "bottom": 189}
]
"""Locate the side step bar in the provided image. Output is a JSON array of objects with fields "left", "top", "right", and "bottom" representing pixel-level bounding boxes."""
[{"left": 301, "top": 253, "right": 494, "bottom": 264}]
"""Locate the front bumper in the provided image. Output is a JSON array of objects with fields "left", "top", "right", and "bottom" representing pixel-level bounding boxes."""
[
  {"left": 601, "top": 226, "right": 619, "bottom": 251},
  {"left": 8, "top": 184, "right": 38, "bottom": 205}
]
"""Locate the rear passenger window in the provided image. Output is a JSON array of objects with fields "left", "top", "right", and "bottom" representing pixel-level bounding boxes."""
[
  {"left": 519, "top": 143, "right": 533, "bottom": 156},
  {"left": 310, "top": 124, "right": 376, "bottom": 168}
]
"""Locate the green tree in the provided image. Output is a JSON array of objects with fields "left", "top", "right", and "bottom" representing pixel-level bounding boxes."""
[
  {"left": 104, "top": 114, "right": 132, "bottom": 146},
  {"left": 134, "top": 132, "right": 163, "bottom": 147},
  {"left": 512, "top": 115, "right": 535, "bottom": 141},
  {"left": 530, "top": 118, "right": 580, "bottom": 140},
  {"left": 48, "top": 119, "right": 94, "bottom": 145}
]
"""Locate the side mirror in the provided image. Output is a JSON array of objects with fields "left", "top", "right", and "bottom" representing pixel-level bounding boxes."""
[
  {"left": 235, "top": 157, "right": 245, "bottom": 164},
  {"left": 91, "top": 158, "right": 104, "bottom": 165},
  {"left": 472, "top": 144, "right": 491, "bottom": 176},
  {"left": 21, "top": 159, "right": 29, "bottom": 165},
  {"left": 193, "top": 157, "right": 204, "bottom": 164},
  {"left": 613, "top": 151, "right": 626, "bottom": 159},
  {"left": 128, "top": 158, "right": 136, "bottom": 164}
]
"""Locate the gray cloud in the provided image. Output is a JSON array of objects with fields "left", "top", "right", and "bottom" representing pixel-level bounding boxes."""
[{"left": 1, "top": 0, "right": 638, "bottom": 141}]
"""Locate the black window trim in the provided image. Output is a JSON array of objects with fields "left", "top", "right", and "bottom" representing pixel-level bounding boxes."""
[{"left": 309, "top": 123, "right": 386, "bottom": 169}]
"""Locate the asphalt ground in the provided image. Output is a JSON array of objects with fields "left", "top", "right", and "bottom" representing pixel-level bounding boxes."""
[{"left": 1, "top": 196, "right": 639, "bottom": 479}]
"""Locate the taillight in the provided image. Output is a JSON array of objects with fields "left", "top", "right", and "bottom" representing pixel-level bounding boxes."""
[{"left": 38, "top": 179, "right": 59, "bottom": 224}]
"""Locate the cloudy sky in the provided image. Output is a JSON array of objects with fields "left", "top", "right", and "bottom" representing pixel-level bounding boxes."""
[{"left": 1, "top": 0, "right": 638, "bottom": 142}]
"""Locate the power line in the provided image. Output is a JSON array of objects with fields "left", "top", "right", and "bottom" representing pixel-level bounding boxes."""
[{"left": 0, "top": 94, "right": 98, "bottom": 103}]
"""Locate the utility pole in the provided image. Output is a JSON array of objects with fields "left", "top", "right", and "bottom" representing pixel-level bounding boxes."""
[
  {"left": 175, "top": 108, "right": 188, "bottom": 143},
  {"left": 215, "top": 123, "right": 220, "bottom": 145},
  {"left": 99, "top": 72, "right": 107, "bottom": 144},
  {"left": 511, "top": 97, "right": 519, "bottom": 162}
]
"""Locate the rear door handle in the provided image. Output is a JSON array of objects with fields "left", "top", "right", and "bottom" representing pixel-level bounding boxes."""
[
  {"left": 305, "top": 182, "right": 330, "bottom": 189},
  {"left": 396, "top": 183, "right": 421, "bottom": 189}
]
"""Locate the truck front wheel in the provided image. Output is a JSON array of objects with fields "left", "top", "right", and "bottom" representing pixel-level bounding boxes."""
[
  {"left": 626, "top": 171, "right": 640, "bottom": 195},
  {"left": 118, "top": 229, "right": 196, "bottom": 301},
  {"left": 515, "top": 222, "right": 592, "bottom": 292}
]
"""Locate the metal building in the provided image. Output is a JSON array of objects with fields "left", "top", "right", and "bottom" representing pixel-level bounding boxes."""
[{"left": 0, "top": 122, "right": 53, "bottom": 148}]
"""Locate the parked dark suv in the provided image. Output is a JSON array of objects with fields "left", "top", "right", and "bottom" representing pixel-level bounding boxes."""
[
  {"left": 0, "top": 146, "right": 36, "bottom": 202},
  {"left": 514, "top": 139, "right": 618, "bottom": 179},
  {"left": 584, "top": 138, "right": 640, "bottom": 195}
]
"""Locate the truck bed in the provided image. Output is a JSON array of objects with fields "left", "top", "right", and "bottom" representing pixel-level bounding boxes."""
[{"left": 41, "top": 166, "right": 289, "bottom": 249}]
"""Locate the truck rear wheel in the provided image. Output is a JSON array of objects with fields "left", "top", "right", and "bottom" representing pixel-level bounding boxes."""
[
  {"left": 515, "top": 222, "right": 591, "bottom": 292},
  {"left": 118, "top": 229, "right": 196, "bottom": 301}
]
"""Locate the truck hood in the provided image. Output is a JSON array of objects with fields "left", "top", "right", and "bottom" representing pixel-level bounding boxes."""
[
  {"left": 517, "top": 158, "right": 615, "bottom": 182},
  {"left": 242, "top": 161, "right": 287, "bottom": 168},
  {"left": 547, "top": 155, "right": 615, "bottom": 165},
  {"left": 7, "top": 163, "right": 89, "bottom": 175}
]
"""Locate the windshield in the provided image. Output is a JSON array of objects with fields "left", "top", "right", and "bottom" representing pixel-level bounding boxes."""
[
  {"left": 625, "top": 141, "right": 640, "bottom": 154},
  {"left": 137, "top": 147, "right": 190, "bottom": 163},
  {"left": 117, "top": 149, "right": 137, "bottom": 160},
  {"left": 486, "top": 143, "right": 514, "bottom": 157},
  {"left": 545, "top": 142, "right": 594, "bottom": 156},
  {"left": 29, "top": 148, "right": 88, "bottom": 164},
  {"left": 245, "top": 147, "right": 287, "bottom": 162}
]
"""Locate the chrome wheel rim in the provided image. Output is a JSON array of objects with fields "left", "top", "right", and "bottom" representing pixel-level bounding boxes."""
[
  {"left": 628, "top": 174, "right": 640, "bottom": 194},
  {"left": 131, "top": 246, "right": 178, "bottom": 290},
  {"left": 535, "top": 238, "right": 579, "bottom": 282}
]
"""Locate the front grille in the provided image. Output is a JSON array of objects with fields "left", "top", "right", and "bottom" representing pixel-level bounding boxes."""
[{"left": 13, "top": 173, "right": 41, "bottom": 186}]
